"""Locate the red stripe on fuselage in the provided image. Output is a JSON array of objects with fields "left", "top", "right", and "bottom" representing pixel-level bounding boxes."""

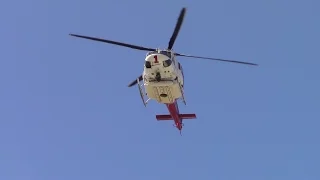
[{"left": 166, "top": 101, "right": 183, "bottom": 130}]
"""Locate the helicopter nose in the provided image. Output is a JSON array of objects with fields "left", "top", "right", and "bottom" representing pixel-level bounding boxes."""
[{"left": 145, "top": 54, "right": 167, "bottom": 64}]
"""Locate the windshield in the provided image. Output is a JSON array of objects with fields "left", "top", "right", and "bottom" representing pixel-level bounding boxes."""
[
  {"left": 146, "top": 51, "right": 171, "bottom": 58},
  {"left": 159, "top": 51, "right": 171, "bottom": 58},
  {"left": 146, "top": 51, "right": 157, "bottom": 56}
]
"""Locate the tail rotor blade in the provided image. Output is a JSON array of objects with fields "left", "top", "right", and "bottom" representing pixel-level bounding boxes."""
[
  {"left": 175, "top": 53, "right": 258, "bottom": 66},
  {"left": 69, "top": 33, "right": 156, "bottom": 51},
  {"left": 168, "top": 8, "right": 186, "bottom": 50}
]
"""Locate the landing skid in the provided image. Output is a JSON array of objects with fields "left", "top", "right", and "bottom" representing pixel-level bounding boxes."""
[
  {"left": 179, "top": 82, "right": 186, "bottom": 105},
  {"left": 137, "top": 77, "right": 150, "bottom": 107}
]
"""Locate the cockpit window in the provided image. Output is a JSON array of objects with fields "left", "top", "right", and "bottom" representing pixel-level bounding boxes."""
[
  {"left": 146, "top": 51, "right": 156, "bottom": 56},
  {"left": 145, "top": 61, "right": 151, "bottom": 68},
  {"left": 146, "top": 51, "right": 172, "bottom": 58},
  {"left": 159, "top": 51, "right": 171, "bottom": 58},
  {"left": 163, "top": 59, "right": 172, "bottom": 67}
]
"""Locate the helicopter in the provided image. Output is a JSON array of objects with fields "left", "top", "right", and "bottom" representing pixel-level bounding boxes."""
[{"left": 69, "top": 7, "right": 258, "bottom": 135}]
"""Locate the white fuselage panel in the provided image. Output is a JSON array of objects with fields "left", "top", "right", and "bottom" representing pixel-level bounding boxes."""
[
  {"left": 141, "top": 52, "right": 185, "bottom": 104},
  {"left": 143, "top": 54, "right": 176, "bottom": 81},
  {"left": 144, "top": 80, "right": 182, "bottom": 104}
]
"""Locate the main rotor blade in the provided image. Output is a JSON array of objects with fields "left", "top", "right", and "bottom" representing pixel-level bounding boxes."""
[
  {"left": 69, "top": 33, "right": 156, "bottom": 51},
  {"left": 128, "top": 75, "right": 143, "bottom": 87},
  {"left": 168, "top": 8, "right": 186, "bottom": 50},
  {"left": 175, "top": 53, "right": 258, "bottom": 66}
]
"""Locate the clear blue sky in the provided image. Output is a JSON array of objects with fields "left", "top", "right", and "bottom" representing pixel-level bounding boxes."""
[{"left": 1, "top": 0, "right": 320, "bottom": 179}]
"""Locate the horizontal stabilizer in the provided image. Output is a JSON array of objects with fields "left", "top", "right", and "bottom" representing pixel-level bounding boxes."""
[
  {"left": 156, "top": 114, "right": 196, "bottom": 120},
  {"left": 180, "top": 114, "right": 197, "bottom": 119},
  {"left": 156, "top": 114, "right": 172, "bottom": 120}
]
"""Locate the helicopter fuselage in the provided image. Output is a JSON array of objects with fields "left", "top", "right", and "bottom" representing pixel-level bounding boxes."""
[{"left": 142, "top": 50, "right": 185, "bottom": 104}]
